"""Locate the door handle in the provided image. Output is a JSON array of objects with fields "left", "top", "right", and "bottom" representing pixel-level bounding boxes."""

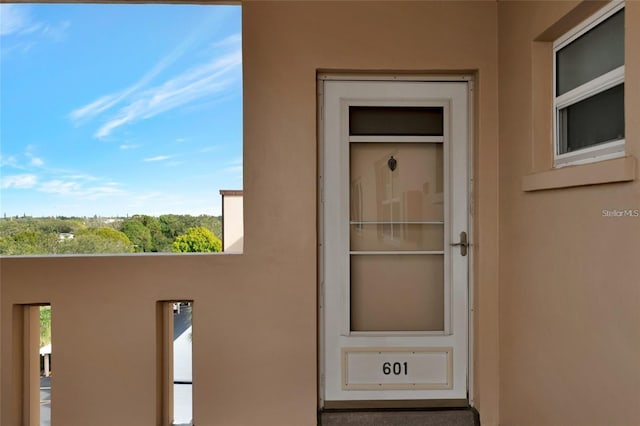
[{"left": 450, "top": 231, "right": 469, "bottom": 256}]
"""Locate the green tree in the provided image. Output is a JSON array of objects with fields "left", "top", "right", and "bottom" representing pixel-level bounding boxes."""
[
  {"left": 132, "top": 215, "right": 167, "bottom": 252},
  {"left": 159, "top": 214, "right": 222, "bottom": 243},
  {"left": 195, "top": 214, "right": 222, "bottom": 239},
  {"left": 40, "top": 306, "right": 52, "bottom": 347},
  {"left": 81, "top": 227, "right": 133, "bottom": 246},
  {"left": 57, "top": 234, "right": 133, "bottom": 254},
  {"left": 0, "top": 230, "right": 59, "bottom": 255},
  {"left": 62, "top": 227, "right": 135, "bottom": 253},
  {"left": 34, "top": 217, "right": 82, "bottom": 234},
  {"left": 159, "top": 214, "right": 187, "bottom": 240},
  {"left": 121, "top": 219, "right": 152, "bottom": 252},
  {"left": 0, "top": 215, "right": 222, "bottom": 255},
  {"left": 171, "top": 226, "right": 222, "bottom": 253}
]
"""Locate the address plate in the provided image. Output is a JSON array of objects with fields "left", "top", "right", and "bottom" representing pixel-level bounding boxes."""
[{"left": 342, "top": 347, "right": 453, "bottom": 390}]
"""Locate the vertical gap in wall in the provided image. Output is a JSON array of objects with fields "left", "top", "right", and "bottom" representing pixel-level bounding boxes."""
[
  {"left": 158, "top": 301, "right": 193, "bottom": 426},
  {"left": 13, "top": 304, "right": 50, "bottom": 426},
  {"left": 39, "top": 305, "right": 52, "bottom": 426},
  {"left": 173, "top": 301, "right": 193, "bottom": 426}
]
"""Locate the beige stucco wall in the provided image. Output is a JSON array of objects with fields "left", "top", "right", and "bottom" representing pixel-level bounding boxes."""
[
  {"left": 1, "top": 2, "right": 502, "bottom": 425},
  {"left": 243, "top": 2, "right": 500, "bottom": 421},
  {"left": 498, "top": 1, "right": 640, "bottom": 425}
]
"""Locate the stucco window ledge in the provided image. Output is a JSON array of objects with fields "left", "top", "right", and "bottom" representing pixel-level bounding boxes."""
[{"left": 522, "top": 156, "right": 636, "bottom": 192}]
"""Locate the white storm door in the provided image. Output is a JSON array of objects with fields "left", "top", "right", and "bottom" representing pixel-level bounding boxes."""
[{"left": 321, "top": 80, "right": 470, "bottom": 403}]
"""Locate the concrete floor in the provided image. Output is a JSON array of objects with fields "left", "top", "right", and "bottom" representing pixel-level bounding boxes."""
[{"left": 319, "top": 408, "right": 480, "bottom": 426}]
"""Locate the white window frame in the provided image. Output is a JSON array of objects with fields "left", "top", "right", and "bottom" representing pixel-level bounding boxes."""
[{"left": 553, "top": 1, "right": 625, "bottom": 168}]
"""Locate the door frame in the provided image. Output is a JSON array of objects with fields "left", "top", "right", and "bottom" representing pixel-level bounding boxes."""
[{"left": 317, "top": 74, "right": 475, "bottom": 408}]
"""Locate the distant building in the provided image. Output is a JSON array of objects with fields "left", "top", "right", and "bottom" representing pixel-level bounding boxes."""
[{"left": 219, "top": 190, "right": 243, "bottom": 253}]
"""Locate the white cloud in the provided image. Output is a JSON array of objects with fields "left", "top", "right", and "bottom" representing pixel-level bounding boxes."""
[
  {"left": 84, "top": 184, "right": 124, "bottom": 200},
  {"left": 69, "top": 25, "right": 216, "bottom": 126},
  {"left": 0, "top": 3, "right": 71, "bottom": 61},
  {"left": 222, "top": 165, "right": 243, "bottom": 174},
  {"left": 123, "top": 190, "right": 220, "bottom": 216},
  {"left": 1, "top": 149, "right": 44, "bottom": 170},
  {"left": 212, "top": 33, "right": 241, "bottom": 48},
  {"left": 1, "top": 174, "right": 38, "bottom": 189},
  {"left": 0, "top": 154, "right": 19, "bottom": 168},
  {"left": 226, "top": 156, "right": 243, "bottom": 167},
  {"left": 119, "top": 144, "right": 141, "bottom": 150},
  {"left": 134, "top": 191, "right": 163, "bottom": 202},
  {"left": 40, "top": 20, "right": 70, "bottom": 43},
  {"left": 38, "top": 179, "right": 81, "bottom": 195},
  {"left": 68, "top": 93, "right": 123, "bottom": 124},
  {"left": 38, "top": 178, "right": 124, "bottom": 199},
  {"left": 94, "top": 49, "right": 241, "bottom": 138},
  {"left": 62, "top": 173, "right": 99, "bottom": 181},
  {"left": 68, "top": 63, "right": 164, "bottom": 126},
  {"left": 0, "top": 4, "right": 31, "bottom": 36},
  {"left": 95, "top": 115, "right": 131, "bottom": 138},
  {"left": 143, "top": 155, "right": 173, "bottom": 162},
  {"left": 220, "top": 156, "right": 243, "bottom": 175},
  {"left": 30, "top": 157, "right": 44, "bottom": 166},
  {"left": 68, "top": 30, "right": 241, "bottom": 139},
  {"left": 0, "top": 5, "right": 69, "bottom": 50},
  {"left": 198, "top": 146, "right": 218, "bottom": 153}
]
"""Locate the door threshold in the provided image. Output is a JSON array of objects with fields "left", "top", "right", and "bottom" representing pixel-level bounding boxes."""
[
  {"left": 323, "top": 399, "right": 469, "bottom": 410},
  {"left": 318, "top": 406, "right": 480, "bottom": 426}
]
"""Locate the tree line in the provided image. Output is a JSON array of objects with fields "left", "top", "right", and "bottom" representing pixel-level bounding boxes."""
[{"left": 0, "top": 214, "right": 222, "bottom": 255}]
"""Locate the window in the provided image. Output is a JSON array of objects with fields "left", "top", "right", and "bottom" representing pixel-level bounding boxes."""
[{"left": 553, "top": 1, "right": 625, "bottom": 167}]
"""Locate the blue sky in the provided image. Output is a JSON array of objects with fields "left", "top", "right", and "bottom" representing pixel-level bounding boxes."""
[{"left": 0, "top": 4, "right": 242, "bottom": 217}]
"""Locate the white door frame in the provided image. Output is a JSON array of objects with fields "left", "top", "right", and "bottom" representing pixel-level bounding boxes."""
[{"left": 318, "top": 76, "right": 474, "bottom": 407}]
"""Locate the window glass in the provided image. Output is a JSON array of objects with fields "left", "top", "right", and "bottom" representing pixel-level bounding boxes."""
[
  {"left": 349, "top": 107, "right": 443, "bottom": 136},
  {"left": 558, "top": 84, "right": 624, "bottom": 154},
  {"left": 556, "top": 9, "right": 624, "bottom": 95}
]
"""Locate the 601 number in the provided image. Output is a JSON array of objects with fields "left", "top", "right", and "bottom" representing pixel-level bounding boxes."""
[{"left": 382, "top": 361, "right": 408, "bottom": 375}]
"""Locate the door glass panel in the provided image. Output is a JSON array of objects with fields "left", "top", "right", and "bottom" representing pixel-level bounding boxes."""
[
  {"left": 350, "top": 140, "right": 445, "bottom": 332},
  {"left": 350, "top": 254, "right": 444, "bottom": 331},
  {"left": 350, "top": 143, "right": 443, "bottom": 223},
  {"left": 349, "top": 107, "right": 443, "bottom": 136},
  {"left": 350, "top": 224, "right": 444, "bottom": 251}
]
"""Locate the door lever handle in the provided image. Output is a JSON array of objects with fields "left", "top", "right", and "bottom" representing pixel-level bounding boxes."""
[{"left": 450, "top": 231, "right": 469, "bottom": 256}]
